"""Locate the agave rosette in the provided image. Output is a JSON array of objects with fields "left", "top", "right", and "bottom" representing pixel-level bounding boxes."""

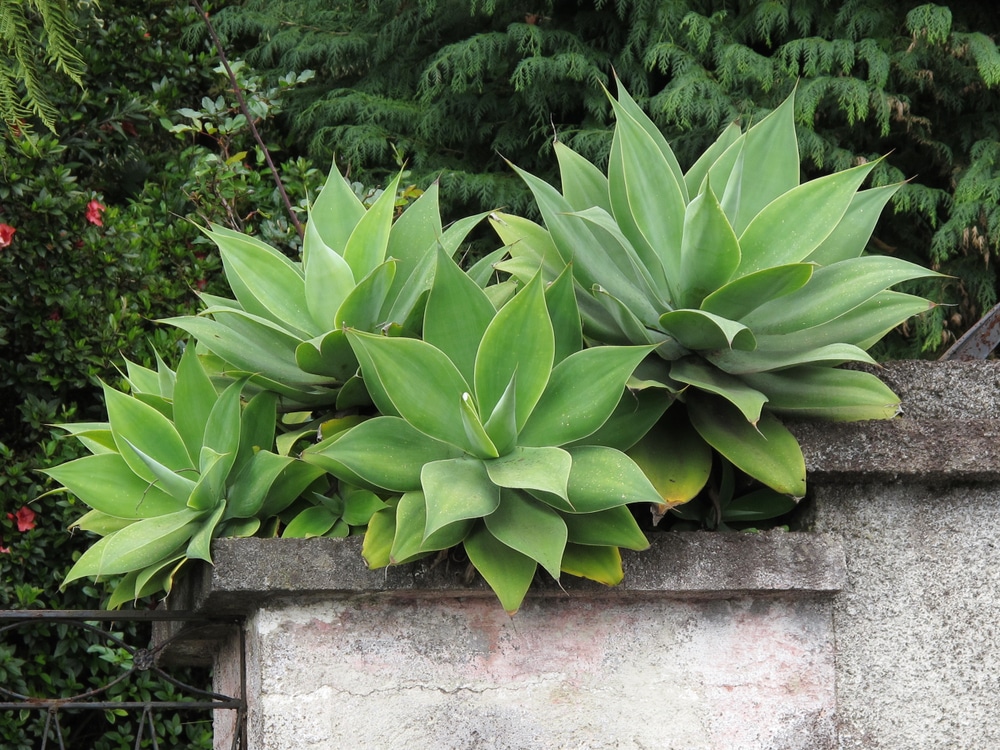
[
  {"left": 45, "top": 346, "right": 326, "bottom": 606},
  {"left": 303, "top": 252, "right": 662, "bottom": 613},
  {"left": 165, "top": 165, "right": 487, "bottom": 410},
  {"left": 492, "top": 83, "right": 940, "bottom": 505}
]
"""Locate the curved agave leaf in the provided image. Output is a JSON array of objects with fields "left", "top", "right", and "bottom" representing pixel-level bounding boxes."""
[
  {"left": 303, "top": 217, "right": 355, "bottom": 331},
  {"left": 463, "top": 524, "right": 537, "bottom": 615},
  {"left": 805, "top": 183, "right": 903, "bottom": 265},
  {"left": 699, "top": 264, "right": 815, "bottom": 321},
  {"left": 342, "top": 171, "right": 401, "bottom": 281},
  {"left": 484, "top": 489, "right": 568, "bottom": 580},
  {"left": 563, "top": 445, "right": 663, "bottom": 513},
  {"left": 687, "top": 393, "right": 806, "bottom": 497},
  {"left": 677, "top": 178, "right": 741, "bottom": 309},
  {"left": 658, "top": 309, "right": 756, "bottom": 351},
  {"left": 390, "top": 491, "right": 473, "bottom": 564},
  {"left": 484, "top": 446, "right": 572, "bottom": 501},
  {"left": 627, "top": 408, "right": 713, "bottom": 507},
  {"left": 560, "top": 506, "right": 649, "bottom": 551},
  {"left": 684, "top": 121, "right": 742, "bottom": 197},
  {"left": 560, "top": 543, "right": 625, "bottom": 586},
  {"left": 708, "top": 342, "right": 877, "bottom": 375},
  {"left": 670, "top": 357, "right": 768, "bottom": 424},
  {"left": 421, "top": 457, "right": 500, "bottom": 537},
  {"left": 742, "top": 366, "right": 901, "bottom": 421}
]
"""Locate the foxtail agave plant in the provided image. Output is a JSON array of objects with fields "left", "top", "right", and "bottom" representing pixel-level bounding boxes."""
[
  {"left": 165, "top": 164, "right": 486, "bottom": 411},
  {"left": 45, "top": 346, "right": 328, "bottom": 607},
  {"left": 303, "top": 252, "right": 660, "bottom": 614},
  {"left": 493, "top": 83, "right": 940, "bottom": 514}
]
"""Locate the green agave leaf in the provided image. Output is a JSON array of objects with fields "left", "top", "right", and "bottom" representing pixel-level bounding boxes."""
[
  {"left": 201, "top": 379, "right": 242, "bottom": 473},
  {"left": 308, "top": 161, "right": 366, "bottom": 258},
  {"left": 508, "top": 163, "right": 659, "bottom": 322},
  {"left": 484, "top": 446, "right": 572, "bottom": 501},
  {"left": 303, "top": 416, "right": 462, "bottom": 493},
  {"left": 124, "top": 359, "right": 160, "bottom": 396},
  {"left": 519, "top": 344, "right": 655, "bottom": 448},
  {"left": 105, "top": 571, "right": 140, "bottom": 609},
  {"left": 658, "top": 309, "right": 756, "bottom": 351},
  {"left": 475, "top": 273, "right": 554, "bottom": 431},
  {"left": 575, "top": 386, "right": 673, "bottom": 452},
  {"left": 545, "top": 265, "right": 583, "bottom": 365},
  {"left": 342, "top": 489, "right": 389, "bottom": 526},
  {"left": 484, "top": 489, "right": 567, "bottom": 580},
  {"left": 104, "top": 384, "right": 194, "bottom": 483},
  {"left": 489, "top": 211, "right": 565, "bottom": 281},
  {"left": 391, "top": 491, "right": 473, "bottom": 564},
  {"left": 55, "top": 422, "right": 116, "bottom": 455},
  {"left": 755, "top": 291, "right": 934, "bottom": 351},
  {"left": 627, "top": 409, "right": 712, "bottom": 506},
  {"left": 335, "top": 259, "right": 397, "bottom": 331},
  {"left": 607, "top": 95, "right": 684, "bottom": 301},
  {"left": 805, "top": 184, "right": 902, "bottom": 265},
  {"left": 43, "top": 453, "right": 184, "bottom": 519},
  {"left": 120, "top": 438, "right": 199, "bottom": 505},
  {"left": 424, "top": 247, "right": 496, "bottom": 385},
  {"left": 63, "top": 508, "right": 204, "bottom": 584},
  {"left": 567, "top": 206, "right": 669, "bottom": 319},
  {"left": 187, "top": 502, "right": 227, "bottom": 562},
  {"left": 555, "top": 140, "right": 612, "bottom": 214},
  {"left": 164, "top": 314, "right": 327, "bottom": 388},
  {"left": 676, "top": 178, "right": 741, "bottom": 309},
  {"left": 282, "top": 506, "right": 339, "bottom": 538},
  {"left": 463, "top": 524, "right": 537, "bottom": 616},
  {"left": 614, "top": 81, "right": 689, "bottom": 202},
  {"left": 173, "top": 345, "right": 218, "bottom": 465},
  {"left": 304, "top": 217, "right": 356, "bottom": 331},
  {"left": 295, "top": 330, "right": 357, "bottom": 381},
  {"left": 226, "top": 450, "right": 294, "bottom": 519},
  {"left": 421, "top": 456, "right": 501, "bottom": 538},
  {"left": 687, "top": 393, "right": 806, "bottom": 497},
  {"left": 342, "top": 171, "right": 401, "bottom": 281},
  {"left": 564, "top": 445, "right": 662, "bottom": 513},
  {"left": 219, "top": 518, "right": 261, "bottom": 537},
  {"left": 153, "top": 349, "right": 175, "bottom": 399},
  {"left": 741, "top": 256, "right": 942, "bottom": 335},
  {"left": 699, "top": 263, "right": 815, "bottom": 322},
  {"left": 483, "top": 373, "right": 518, "bottom": 455},
  {"left": 560, "top": 543, "right": 624, "bottom": 586},
  {"left": 188, "top": 449, "right": 230, "bottom": 511},
  {"left": 671, "top": 356, "right": 768, "bottom": 424},
  {"left": 70, "top": 510, "right": 135, "bottom": 536},
  {"left": 708, "top": 342, "right": 877, "bottom": 375},
  {"left": 461, "top": 392, "right": 500, "bottom": 460},
  {"left": 347, "top": 330, "right": 474, "bottom": 451},
  {"left": 560, "top": 505, "right": 649, "bottom": 551},
  {"left": 134, "top": 555, "right": 186, "bottom": 601},
  {"left": 256, "top": 460, "right": 329, "bottom": 520},
  {"left": 387, "top": 182, "right": 443, "bottom": 268},
  {"left": 722, "top": 488, "right": 798, "bottom": 523},
  {"left": 236, "top": 390, "right": 278, "bottom": 471},
  {"left": 719, "top": 92, "right": 799, "bottom": 235},
  {"left": 362, "top": 502, "right": 399, "bottom": 569},
  {"left": 737, "top": 160, "right": 878, "bottom": 276},
  {"left": 684, "top": 121, "right": 742, "bottom": 198},
  {"left": 210, "top": 224, "right": 314, "bottom": 338},
  {"left": 466, "top": 246, "right": 508, "bottom": 288},
  {"left": 592, "top": 288, "right": 662, "bottom": 346},
  {"left": 742, "top": 366, "right": 901, "bottom": 421}
]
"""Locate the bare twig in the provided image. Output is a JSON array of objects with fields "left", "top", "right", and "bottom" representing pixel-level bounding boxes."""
[{"left": 191, "top": 0, "right": 305, "bottom": 240}]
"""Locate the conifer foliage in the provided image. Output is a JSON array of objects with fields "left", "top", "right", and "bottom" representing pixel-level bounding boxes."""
[{"left": 209, "top": 0, "right": 999, "bottom": 355}]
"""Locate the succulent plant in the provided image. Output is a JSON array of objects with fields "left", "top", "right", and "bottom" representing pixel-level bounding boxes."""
[
  {"left": 492, "top": 83, "right": 940, "bottom": 511},
  {"left": 45, "top": 346, "right": 326, "bottom": 606},
  {"left": 303, "top": 252, "right": 661, "bottom": 613}
]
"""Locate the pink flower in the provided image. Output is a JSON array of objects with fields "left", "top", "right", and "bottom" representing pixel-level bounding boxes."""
[
  {"left": 0, "top": 223, "right": 15, "bottom": 248},
  {"left": 7, "top": 506, "right": 36, "bottom": 532},
  {"left": 85, "top": 200, "right": 106, "bottom": 227},
  {"left": 0, "top": 545, "right": 10, "bottom": 554}
]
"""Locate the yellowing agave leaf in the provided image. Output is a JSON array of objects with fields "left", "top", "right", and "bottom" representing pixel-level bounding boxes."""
[
  {"left": 560, "top": 543, "right": 624, "bottom": 586},
  {"left": 627, "top": 410, "right": 712, "bottom": 506}
]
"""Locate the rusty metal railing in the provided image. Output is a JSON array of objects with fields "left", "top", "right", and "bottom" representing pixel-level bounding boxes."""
[{"left": 0, "top": 610, "right": 245, "bottom": 750}]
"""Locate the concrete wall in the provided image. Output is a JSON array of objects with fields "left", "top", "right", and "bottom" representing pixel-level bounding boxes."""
[{"left": 162, "top": 361, "right": 1000, "bottom": 750}]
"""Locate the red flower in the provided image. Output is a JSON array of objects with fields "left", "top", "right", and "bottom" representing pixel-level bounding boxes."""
[
  {"left": 0, "top": 223, "right": 15, "bottom": 248},
  {"left": 0, "top": 544, "right": 10, "bottom": 554},
  {"left": 7, "top": 506, "right": 36, "bottom": 532},
  {"left": 85, "top": 200, "right": 106, "bottom": 227}
]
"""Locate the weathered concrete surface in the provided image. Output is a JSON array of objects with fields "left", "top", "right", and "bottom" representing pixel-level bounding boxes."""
[
  {"left": 168, "top": 531, "right": 845, "bottom": 615},
  {"left": 813, "top": 482, "right": 1000, "bottom": 749},
  {"left": 244, "top": 596, "right": 837, "bottom": 750}
]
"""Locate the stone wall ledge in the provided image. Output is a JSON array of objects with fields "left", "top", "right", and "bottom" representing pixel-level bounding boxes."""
[
  {"left": 792, "top": 417, "right": 1000, "bottom": 482},
  {"left": 166, "top": 531, "right": 844, "bottom": 618}
]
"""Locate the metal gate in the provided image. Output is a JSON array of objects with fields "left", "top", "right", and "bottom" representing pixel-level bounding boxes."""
[{"left": 0, "top": 610, "right": 245, "bottom": 750}]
